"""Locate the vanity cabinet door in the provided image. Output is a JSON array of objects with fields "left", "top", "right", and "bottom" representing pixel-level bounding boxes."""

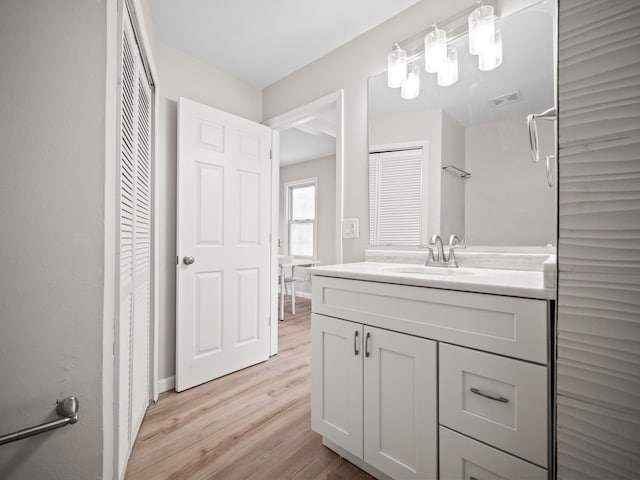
[
  {"left": 363, "top": 326, "right": 437, "bottom": 480},
  {"left": 310, "top": 314, "right": 363, "bottom": 457}
]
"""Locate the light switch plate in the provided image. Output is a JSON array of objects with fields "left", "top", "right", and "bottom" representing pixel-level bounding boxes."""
[{"left": 342, "top": 218, "right": 359, "bottom": 239}]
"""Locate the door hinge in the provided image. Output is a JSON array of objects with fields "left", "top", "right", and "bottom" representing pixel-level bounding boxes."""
[
  {"left": 269, "top": 149, "right": 273, "bottom": 160},
  {"left": 268, "top": 316, "right": 272, "bottom": 326}
]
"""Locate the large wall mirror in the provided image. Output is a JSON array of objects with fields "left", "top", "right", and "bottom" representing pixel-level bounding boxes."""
[{"left": 368, "top": 0, "right": 557, "bottom": 248}]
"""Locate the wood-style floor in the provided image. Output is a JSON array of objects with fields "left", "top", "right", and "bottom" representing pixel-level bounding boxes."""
[{"left": 126, "top": 299, "right": 374, "bottom": 480}]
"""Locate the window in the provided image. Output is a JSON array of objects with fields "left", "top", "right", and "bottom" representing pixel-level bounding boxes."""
[
  {"left": 369, "top": 148, "right": 424, "bottom": 245},
  {"left": 286, "top": 178, "right": 317, "bottom": 258}
]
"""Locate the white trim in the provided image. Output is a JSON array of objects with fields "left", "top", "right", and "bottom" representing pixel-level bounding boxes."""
[
  {"left": 103, "top": 2, "right": 118, "bottom": 480},
  {"left": 263, "top": 90, "right": 344, "bottom": 265},
  {"left": 370, "top": 140, "right": 428, "bottom": 154},
  {"left": 263, "top": 90, "right": 344, "bottom": 359},
  {"left": 157, "top": 375, "right": 176, "bottom": 393},
  {"left": 269, "top": 131, "right": 280, "bottom": 356}
]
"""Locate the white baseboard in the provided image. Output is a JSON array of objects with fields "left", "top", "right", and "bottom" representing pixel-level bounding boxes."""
[{"left": 157, "top": 375, "right": 175, "bottom": 393}]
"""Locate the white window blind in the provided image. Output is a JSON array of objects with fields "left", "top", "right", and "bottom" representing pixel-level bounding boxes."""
[{"left": 369, "top": 148, "right": 423, "bottom": 245}]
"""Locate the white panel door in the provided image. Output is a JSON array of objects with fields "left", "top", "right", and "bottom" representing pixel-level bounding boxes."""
[
  {"left": 310, "top": 314, "right": 364, "bottom": 458},
  {"left": 363, "top": 326, "right": 437, "bottom": 480},
  {"left": 176, "top": 98, "right": 272, "bottom": 392}
]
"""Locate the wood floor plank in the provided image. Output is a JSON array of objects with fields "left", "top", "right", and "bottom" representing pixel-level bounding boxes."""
[{"left": 126, "top": 299, "right": 373, "bottom": 480}]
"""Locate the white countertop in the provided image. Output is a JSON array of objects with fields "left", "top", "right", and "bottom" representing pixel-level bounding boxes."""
[{"left": 310, "top": 262, "right": 556, "bottom": 300}]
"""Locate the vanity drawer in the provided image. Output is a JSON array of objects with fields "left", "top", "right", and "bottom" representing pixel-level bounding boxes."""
[
  {"left": 312, "top": 276, "right": 548, "bottom": 363},
  {"left": 439, "top": 344, "right": 548, "bottom": 467},
  {"left": 440, "top": 427, "right": 547, "bottom": 480}
]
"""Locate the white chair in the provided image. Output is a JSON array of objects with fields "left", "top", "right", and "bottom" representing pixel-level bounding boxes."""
[{"left": 278, "top": 256, "right": 302, "bottom": 319}]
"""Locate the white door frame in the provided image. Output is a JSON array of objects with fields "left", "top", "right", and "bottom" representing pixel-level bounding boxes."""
[
  {"left": 263, "top": 90, "right": 345, "bottom": 356},
  {"left": 104, "top": 1, "right": 160, "bottom": 478}
]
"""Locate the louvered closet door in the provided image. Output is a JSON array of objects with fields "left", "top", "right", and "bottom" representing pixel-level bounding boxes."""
[
  {"left": 369, "top": 149, "right": 423, "bottom": 245},
  {"left": 118, "top": 6, "right": 152, "bottom": 477}
]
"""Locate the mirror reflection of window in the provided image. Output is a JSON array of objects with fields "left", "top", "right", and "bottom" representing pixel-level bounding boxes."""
[{"left": 287, "top": 179, "right": 317, "bottom": 257}]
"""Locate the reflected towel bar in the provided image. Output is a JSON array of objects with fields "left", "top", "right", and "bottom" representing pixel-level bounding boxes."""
[
  {"left": 0, "top": 397, "right": 79, "bottom": 446},
  {"left": 442, "top": 165, "right": 471, "bottom": 178}
]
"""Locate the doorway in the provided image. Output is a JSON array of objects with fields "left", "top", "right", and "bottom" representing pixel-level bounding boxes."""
[{"left": 263, "top": 90, "right": 344, "bottom": 355}]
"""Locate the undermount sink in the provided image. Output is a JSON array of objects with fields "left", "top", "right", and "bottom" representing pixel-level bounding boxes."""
[{"left": 383, "top": 266, "right": 473, "bottom": 276}]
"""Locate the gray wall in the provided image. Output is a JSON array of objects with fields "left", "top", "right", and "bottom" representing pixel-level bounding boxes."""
[
  {"left": 465, "top": 115, "right": 556, "bottom": 245},
  {"left": 440, "top": 111, "right": 466, "bottom": 241},
  {"left": 279, "top": 155, "right": 337, "bottom": 293},
  {"left": 154, "top": 41, "right": 263, "bottom": 385},
  {"left": 0, "top": 0, "right": 108, "bottom": 478}
]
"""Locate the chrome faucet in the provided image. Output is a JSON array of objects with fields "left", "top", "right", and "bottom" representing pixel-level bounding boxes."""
[
  {"left": 425, "top": 234, "right": 466, "bottom": 267},
  {"left": 430, "top": 234, "right": 445, "bottom": 263}
]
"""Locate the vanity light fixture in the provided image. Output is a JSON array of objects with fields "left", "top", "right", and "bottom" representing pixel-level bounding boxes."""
[
  {"left": 468, "top": 3, "right": 495, "bottom": 56},
  {"left": 387, "top": 1, "right": 502, "bottom": 93},
  {"left": 424, "top": 25, "right": 447, "bottom": 73},
  {"left": 401, "top": 63, "right": 420, "bottom": 99},
  {"left": 437, "top": 48, "right": 458, "bottom": 86},
  {"left": 387, "top": 43, "right": 407, "bottom": 88},
  {"left": 478, "top": 28, "right": 502, "bottom": 71}
]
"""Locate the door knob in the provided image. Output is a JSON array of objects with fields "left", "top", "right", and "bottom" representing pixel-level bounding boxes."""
[{"left": 183, "top": 256, "right": 195, "bottom": 265}]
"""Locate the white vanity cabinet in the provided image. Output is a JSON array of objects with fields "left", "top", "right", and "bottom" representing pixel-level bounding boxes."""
[
  {"left": 310, "top": 270, "right": 553, "bottom": 480},
  {"left": 311, "top": 314, "right": 438, "bottom": 480}
]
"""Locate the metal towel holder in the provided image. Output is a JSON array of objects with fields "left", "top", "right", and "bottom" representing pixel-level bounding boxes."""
[
  {"left": 442, "top": 165, "right": 471, "bottom": 179},
  {"left": 527, "top": 106, "right": 557, "bottom": 187},
  {"left": 0, "top": 397, "right": 79, "bottom": 446}
]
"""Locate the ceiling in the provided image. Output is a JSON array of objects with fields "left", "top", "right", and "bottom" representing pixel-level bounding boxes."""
[
  {"left": 279, "top": 103, "right": 337, "bottom": 166},
  {"left": 151, "top": 0, "right": 420, "bottom": 89},
  {"left": 279, "top": 128, "right": 336, "bottom": 167}
]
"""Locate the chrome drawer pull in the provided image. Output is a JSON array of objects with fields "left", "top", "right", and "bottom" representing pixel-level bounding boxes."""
[{"left": 470, "top": 387, "right": 509, "bottom": 403}]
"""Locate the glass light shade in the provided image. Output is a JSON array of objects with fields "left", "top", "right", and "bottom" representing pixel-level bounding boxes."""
[
  {"left": 387, "top": 43, "right": 407, "bottom": 88},
  {"left": 401, "top": 63, "right": 420, "bottom": 99},
  {"left": 424, "top": 27, "right": 447, "bottom": 73},
  {"left": 468, "top": 5, "right": 495, "bottom": 55},
  {"left": 478, "top": 29, "right": 503, "bottom": 71},
  {"left": 437, "top": 48, "right": 458, "bottom": 86}
]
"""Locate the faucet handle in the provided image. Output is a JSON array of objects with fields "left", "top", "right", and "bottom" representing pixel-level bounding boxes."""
[
  {"left": 448, "top": 235, "right": 466, "bottom": 248},
  {"left": 446, "top": 235, "right": 466, "bottom": 268},
  {"left": 430, "top": 234, "right": 442, "bottom": 245}
]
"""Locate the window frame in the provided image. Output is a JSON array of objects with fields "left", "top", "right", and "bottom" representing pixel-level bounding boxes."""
[{"left": 285, "top": 177, "right": 318, "bottom": 259}]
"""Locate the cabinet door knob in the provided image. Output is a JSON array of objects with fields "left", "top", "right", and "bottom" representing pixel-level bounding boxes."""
[{"left": 365, "top": 332, "right": 371, "bottom": 358}]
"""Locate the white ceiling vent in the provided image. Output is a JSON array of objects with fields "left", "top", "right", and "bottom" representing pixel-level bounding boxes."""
[{"left": 488, "top": 90, "right": 523, "bottom": 108}]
